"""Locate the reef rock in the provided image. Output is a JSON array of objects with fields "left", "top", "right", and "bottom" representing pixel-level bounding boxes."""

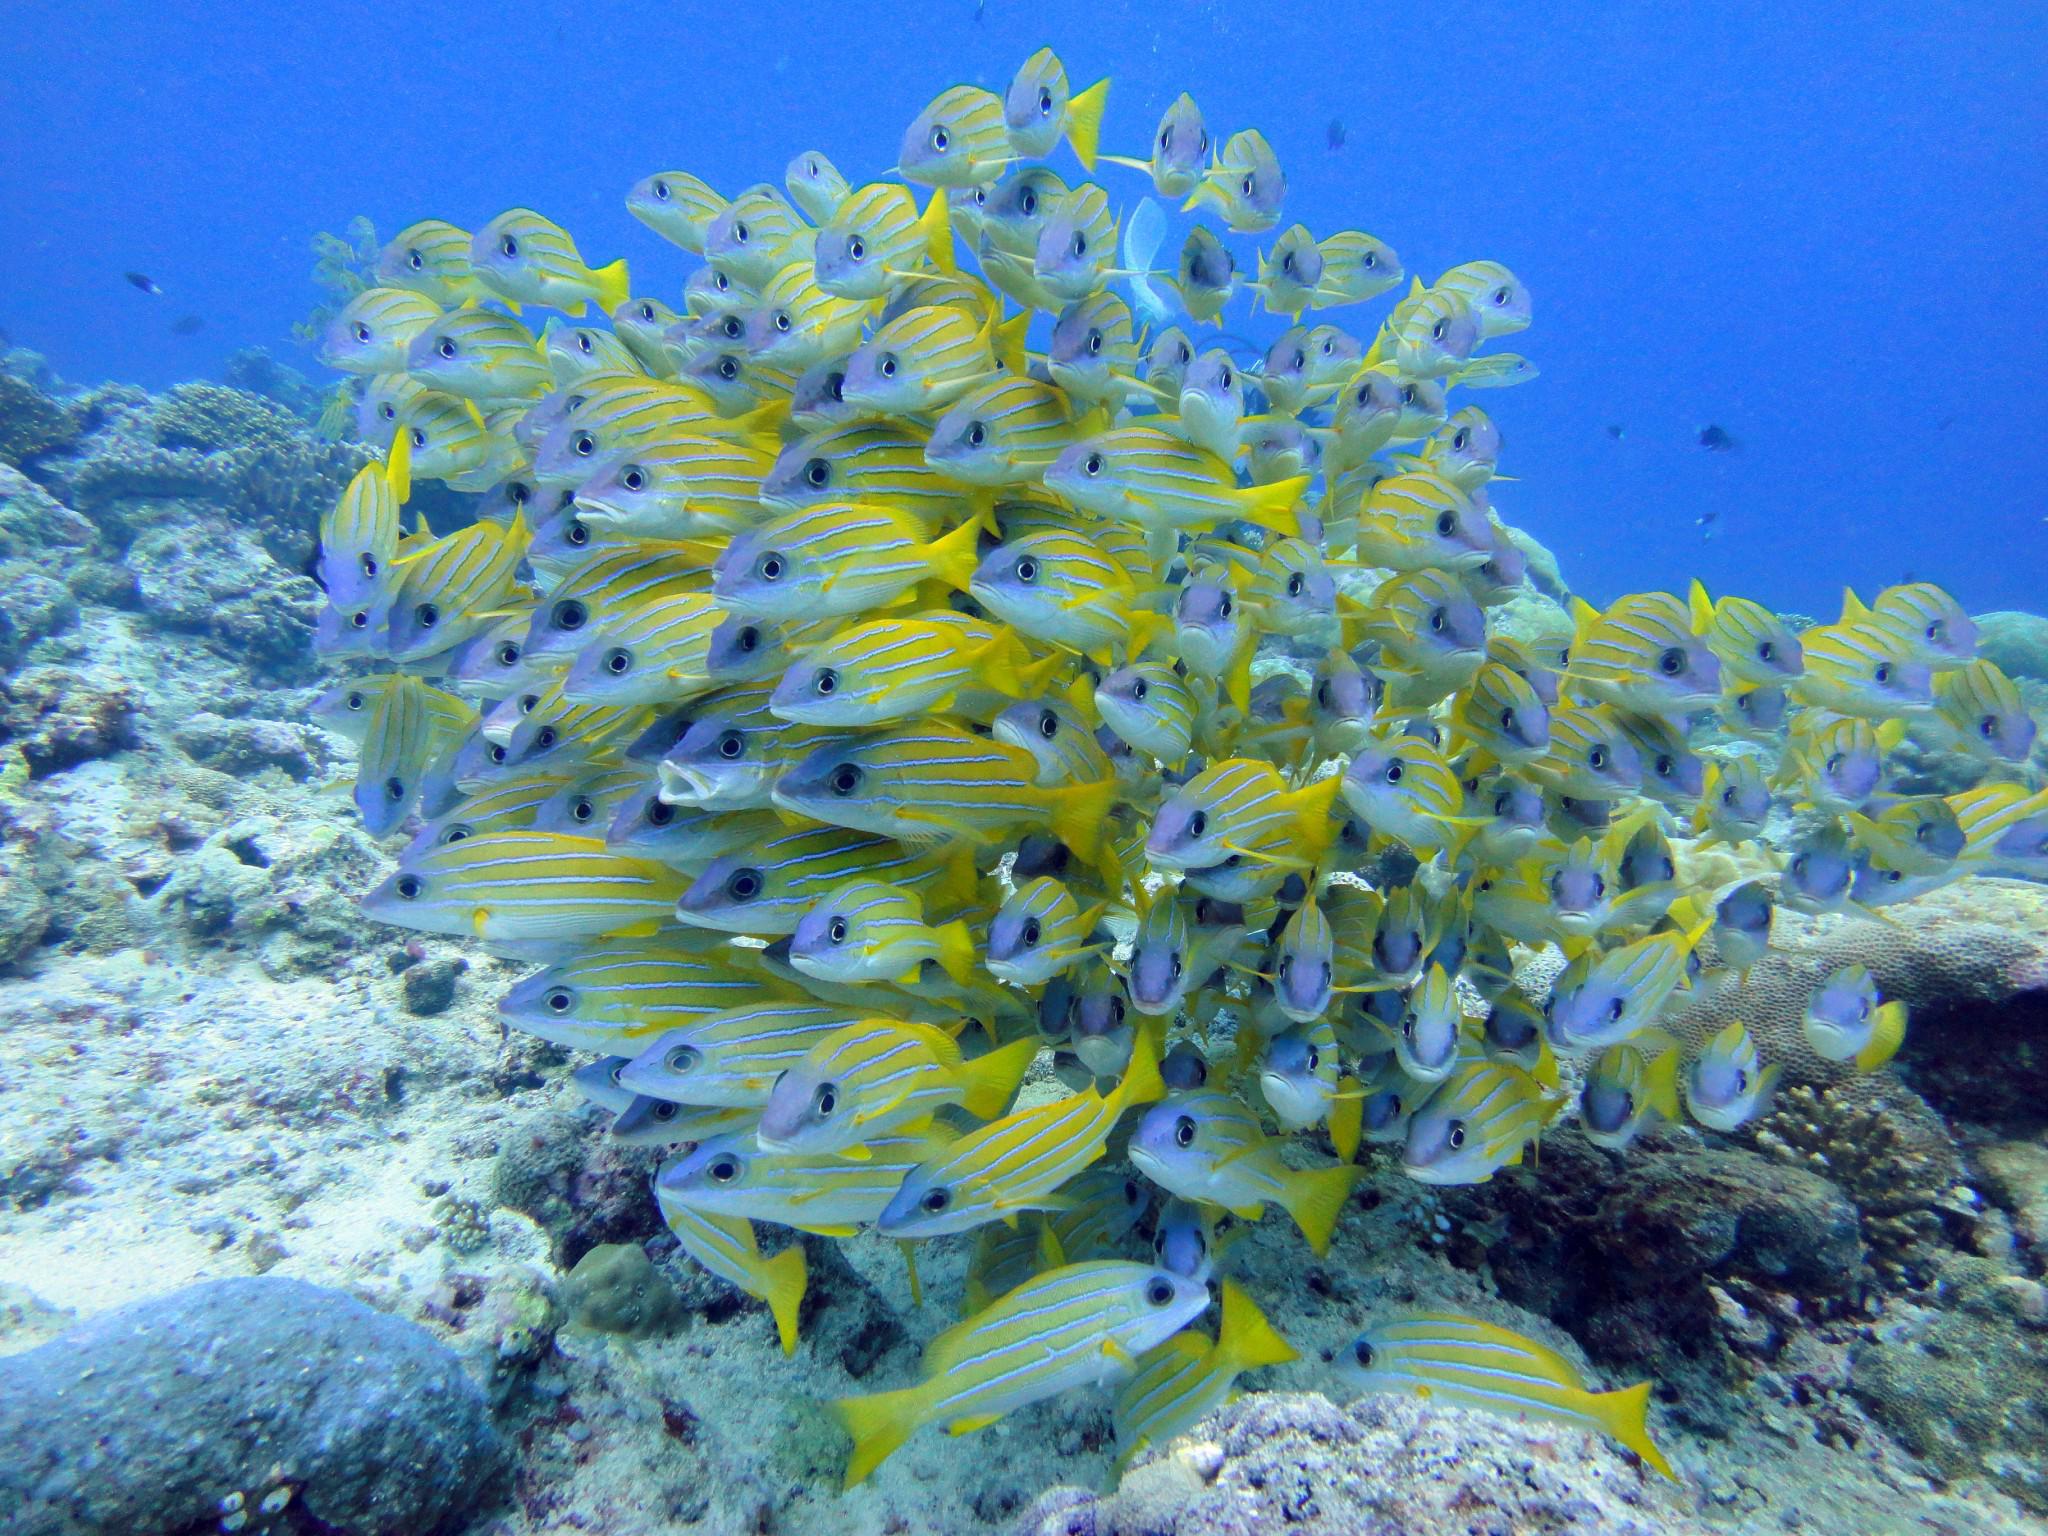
[
  {"left": 1010, "top": 1390, "right": 1704, "bottom": 1535},
  {"left": 1976, "top": 609, "right": 2048, "bottom": 683},
  {"left": 1851, "top": 1252, "right": 2048, "bottom": 1513},
  {"left": 0, "top": 1275, "right": 506, "bottom": 1536}
]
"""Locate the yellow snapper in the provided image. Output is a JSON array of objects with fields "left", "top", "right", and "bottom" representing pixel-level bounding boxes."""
[
  {"left": 1044, "top": 425, "right": 1307, "bottom": 551},
  {"left": 769, "top": 611, "right": 1038, "bottom": 727},
  {"left": 374, "top": 219, "right": 482, "bottom": 306},
  {"left": 834, "top": 1260, "right": 1210, "bottom": 1486},
  {"left": 655, "top": 1202, "right": 807, "bottom": 1356},
  {"left": 1689, "top": 580, "right": 1804, "bottom": 686},
  {"left": 877, "top": 1023, "right": 1165, "bottom": 1238},
  {"left": 1931, "top": 658, "right": 2038, "bottom": 764},
  {"left": 1543, "top": 925, "right": 1702, "bottom": 1052},
  {"left": 1338, "top": 1312, "right": 1672, "bottom": 1479},
  {"left": 814, "top": 184, "right": 957, "bottom": 299},
  {"left": 787, "top": 878, "right": 979, "bottom": 987},
  {"left": 899, "top": 84, "right": 1015, "bottom": 187},
  {"left": 1003, "top": 48, "right": 1110, "bottom": 167},
  {"left": 1790, "top": 620, "right": 1934, "bottom": 718},
  {"left": 321, "top": 287, "right": 443, "bottom": 375},
  {"left": 625, "top": 171, "right": 727, "bottom": 253},
  {"left": 405, "top": 305, "right": 549, "bottom": 403},
  {"left": 712, "top": 502, "right": 982, "bottom": 619},
  {"left": 658, "top": 1129, "right": 948, "bottom": 1237},
  {"left": 1802, "top": 964, "right": 1908, "bottom": 1072},
  {"left": 1566, "top": 592, "right": 1722, "bottom": 720},
  {"left": 1684, "top": 1020, "right": 1779, "bottom": 1130},
  {"left": 673, "top": 825, "right": 975, "bottom": 935},
  {"left": 926, "top": 375, "right": 1097, "bottom": 485},
  {"left": 1579, "top": 1041, "right": 1681, "bottom": 1150},
  {"left": 756, "top": 1019, "right": 1037, "bottom": 1155},
  {"left": 969, "top": 528, "right": 1169, "bottom": 663},
  {"left": 986, "top": 876, "right": 1107, "bottom": 986},
  {"left": 352, "top": 675, "right": 476, "bottom": 839},
  {"left": 785, "top": 148, "right": 851, "bottom": 224},
  {"left": 1113, "top": 1281, "right": 1295, "bottom": 1468},
  {"left": 1047, "top": 290, "right": 1143, "bottom": 407},
  {"left": 1842, "top": 582, "right": 1978, "bottom": 668},
  {"left": 1432, "top": 260, "right": 1535, "bottom": 337},
  {"left": 361, "top": 830, "right": 685, "bottom": 940},
  {"left": 1127, "top": 1089, "right": 1358, "bottom": 1255},
  {"left": 470, "top": 209, "right": 629, "bottom": 317},
  {"left": 1313, "top": 230, "right": 1404, "bottom": 308},
  {"left": 1401, "top": 1057, "right": 1566, "bottom": 1184},
  {"left": 1184, "top": 128, "right": 1287, "bottom": 233},
  {"left": 1101, "top": 92, "right": 1208, "bottom": 198}
]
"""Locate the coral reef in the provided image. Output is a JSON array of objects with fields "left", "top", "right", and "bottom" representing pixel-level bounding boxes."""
[
  {"left": 0, "top": 1276, "right": 507, "bottom": 1535},
  {"left": 1011, "top": 1391, "right": 1706, "bottom": 1535},
  {"left": 1977, "top": 609, "right": 2048, "bottom": 682},
  {"left": 565, "top": 1242, "right": 686, "bottom": 1337}
]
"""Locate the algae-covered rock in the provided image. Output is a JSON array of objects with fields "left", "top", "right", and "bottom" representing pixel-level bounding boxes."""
[
  {"left": 0, "top": 866, "right": 52, "bottom": 970},
  {"left": 1011, "top": 1390, "right": 1705, "bottom": 1536},
  {"left": 0, "top": 664, "right": 139, "bottom": 777},
  {"left": 566, "top": 1241, "right": 685, "bottom": 1336},
  {"left": 0, "top": 1276, "right": 506, "bottom": 1536},
  {"left": 1851, "top": 1252, "right": 2048, "bottom": 1511},
  {"left": 403, "top": 954, "right": 469, "bottom": 1015}
]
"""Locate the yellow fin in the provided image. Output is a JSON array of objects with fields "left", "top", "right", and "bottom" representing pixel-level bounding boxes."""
[
  {"left": 1640, "top": 1043, "right": 1682, "bottom": 1121},
  {"left": 1228, "top": 473, "right": 1309, "bottom": 539},
  {"left": 1099, "top": 1336, "right": 1135, "bottom": 1367},
  {"left": 384, "top": 426, "right": 413, "bottom": 504},
  {"left": 1215, "top": 1279, "right": 1298, "bottom": 1373},
  {"left": 757, "top": 1241, "right": 808, "bottom": 1359},
  {"left": 931, "top": 918, "right": 977, "bottom": 987},
  {"left": 1594, "top": 1379, "right": 1676, "bottom": 1480},
  {"left": 590, "top": 258, "right": 631, "bottom": 317},
  {"left": 946, "top": 1412, "right": 1003, "bottom": 1435},
  {"left": 836, "top": 1384, "right": 928, "bottom": 1487},
  {"left": 1328, "top": 1077, "right": 1364, "bottom": 1163},
  {"left": 1047, "top": 776, "right": 1118, "bottom": 865},
  {"left": 898, "top": 1238, "right": 924, "bottom": 1306},
  {"left": 1854, "top": 1001, "right": 1907, "bottom": 1072},
  {"left": 924, "top": 517, "right": 984, "bottom": 593},
  {"left": 1279, "top": 1161, "right": 1358, "bottom": 1257},
  {"left": 1687, "top": 578, "right": 1716, "bottom": 636},
  {"left": 1064, "top": 78, "right": 1111, "bottom": 170},
  {"left": 918, "top": 191, "right": 957, "bottom": 276},
  {"left": 956, "top": 1034, "right": 1040, "bottom": 1121}
]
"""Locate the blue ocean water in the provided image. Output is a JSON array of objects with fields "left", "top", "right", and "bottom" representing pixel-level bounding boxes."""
[{"left": 3, "top": 0, "right": 2044, "bottom": 612}]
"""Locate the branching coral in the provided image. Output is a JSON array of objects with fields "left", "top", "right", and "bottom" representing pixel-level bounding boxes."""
[{"left": 1754, "top": 1085, "right": 1976, "bottom": 1290}]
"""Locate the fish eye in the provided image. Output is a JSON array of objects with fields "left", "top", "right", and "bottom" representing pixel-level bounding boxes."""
[
  {"left": 1874, "top": 663, "right": 1892, "bottom": 684},
  {"left": 1656, "top": 754, "right": 1675, "bottom": 778},
  {"left": 1825, "top": 752, "right": 1845, "bottom": 776},
  {"left": 1757, "top": 641, "right": 1775, "bottom": 661},
  {"left": 1353, "top": 1338, "right": 1374, "bottom": 1367},
  {"left": 380, "top": 403, "right": 396, "bottom": 421},
  {"left": 757, "top": 552, "right": 786, "bottom": 581},
  {"left": 878, "top": 353, "right": 899, "bottom": 378},
  {"left": 1447, "top": 1121, "right": 1466, "bottom": 1149},
  {"left": 575, "top": 333, "right": 595, "bottom": 354},
  {"left": 1188, "top": 809, "right": 1208, "bottom": 837},
  {"left": 1286, "top": 572, "right": 1307, "bottom": 598},
  {"left": 1658, "top": 647, "right": 1686, "bottom": 676},
  {"left": 435, "top": 337, "right": 457, "bottom": 359},
  {"left": 1160, "top": 128, "right": 1171, "bottom": 149},
  {"left": 567, "top": 521, "right": 590, "bottom": 546},
  {"left": 383, "top": 775, "right": 406, "bottom": 802},
  {"left": 640, "top": 303, "right": 656, "bottom": 321},
  {"left": 1431, "top": 319, "right": 1448, "bottom": 341},
  {"left": 1145, "top": 1276, "right": 1176, "bottom": 1306},
  {"left": 535, "top": 726, "right": 559, "bottom": 749},
  {"left": 1453, "top": 428, "right": 1470, "bottom": 450},
  {"left": 931, "top": 126, "right": 950, "bottom": 151},
  {"left": 727, "top": 868, "right": 763, "bottom": 900},
  {"left": 1280, "top": 253, "right": 1295, "bottom": 276},
  {"left": 1084, "top": 452, "right": 1104, "bottom": 475},
  {"left": 1402, "top": 385, "right": 1418, "bottom": 404},
  {"left": 1926, "top": 621, "right": 1944, "bottom": 641},
  {"left": 543, "top": 987, "right": 574, "bottom": 1014},
  {"left": 488, "top": 744, "right": 508, "bottom": 764},
  {"left": 1493, "top": 286, "right": 1512, "bottom": 306},
  {"left": 1980, "top": 714, "right": 1999, "bottom": 738},
  {"left": 1315, "top": 681, "right": 1331, "bottom": 707},
  {"left": 717, "top": 357, "right": 740, "bottom": 380},
  {"left": 622, "top": 466, "right": 646, "bottom": 491},
  {"left": 713, "top": 271, "right": 732, "bottom": 292},
  {"left": 352, "top": 323, "right": 372, "bottom": 343},
  {"left": 1173, "top": 1114, "right": 1197, "bottom": 1147},
  {"left": 1240, "top": 174, "right": 1255, "bottom": 196},
  {"left": 1219, "top": 595, "right": 1233, "bottom": 617},
  {"left": 569, "top": 796, "right": 595, "bottom": 822},
  {"left": 1111, "top": 995, "right": 1126, "bottom": 1022},
  {"left": 847, "top": 236, "right": 867, "bottom": 261},
  {"left": 1036, "top": 709, "right": 1059, "bottom": 738},
  {"left": 1131, "top": 677, "right": 1149, "bottom": 701},
  {"left": 966, "top": 421, "right": 987, "bottom": 447},
  {"left": 1072, "top": 231, "right": 1087, "bottom": 257},
  {"left": 801, "top": 457, "right": 832, "bottom": 488},
  {"left": 720, "top": 315, "right": 745, "bottom": 339},
  {"left": 1384, "top": 760, "right": 1404, "bottom": 784},
  {"left": 812, "top": 667, "right": 839, "bottom": 696},
  {"left": 646, "top": 799, "right": 675, "bottom": 827},
  {"left": 1588, "top": 746, "right": 1608, "bottom": 770},
  {"left": 830, "top": 764, "right": 863, "bottom": 796},
  {"left": 394, "top": 875, "right": 423, "bottom": 900},
  {"left": 500, "top": 236, "right": 518, "bottom": 257},
  {"left": 1038, "top": 86, "right": 1054, "bottom": 115},
  {"left": 1020, "top": 190, "right": 1038, "bottom": 215},
  {"left": 1015, "top": 556, "right": 1040, "bottom": 582},
  {"left": 415, "top": 602, "right": 440, "bottom": 630},
  {"left": 731, "top": 221, "right": 751, "bottom": 245},
  {"left": 921, "top": 1185, "right": 951, "bottom": 1213},
  {"left": 717, "top": 732, "right": 745, "bottom": 759},
  {"left": 827, "top": 916, "right": 848, "bottom": 944},
  {"left": 573, "top": 432, "right": 596, "bottom": 456},
  {"left": 1500, "top": 707, "right": 1517, "bottom": 732},
  {"left": 1170, "top": 952, "right": 1185, "bottom": 979},
  {"left": 652, "top": 180, "right": 671, "bottom": 201},
  {"left": 774, "top": 312, "right": 792, "bottom": 332},
  {"left": 708, "top": 1155, "right": 739, "bottom": 1181},
  {"left": 1435, "top": 511, "right": 1456, "bottom": 537},
  {"left": 604, "top": 648, "right": 631, "bottom": 675},
  {"left": 1086, "top": 329, "right": 1103, "bottom": 356},
  {"left": 555, "top": 600, "right": 588, "bottom": 631},
  {"left": 1022, "top": 918, "right": 1042, "bottom": 946},
  {"left": 1178, "top": 341, "right": 1193, "bottom": 364},
  {"left": 1733, "top": 1068, "right": 1750, "bottom": 1094}
]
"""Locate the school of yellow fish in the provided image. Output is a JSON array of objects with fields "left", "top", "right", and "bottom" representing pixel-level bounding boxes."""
[{"left": 308, "top": 49, "right": 2046, "bottom": 1487}]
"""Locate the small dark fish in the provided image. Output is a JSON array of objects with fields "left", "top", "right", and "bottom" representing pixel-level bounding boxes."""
[
  {"left": 1696, "top": 424, "right": 1735, "bottom": 452},
  {"left": 1696, "top": 509, "right": 1719, "bottom": 526},
  {"left": 125, "top": 271, "right": 162, "bottom": 296},
  {"left": 1605, "top": 424, "right": 1625, "bottom": 441},
  {"left": 171, "top": 314, "right": 205, "bottom": 336},
  {"left": 1326, "top": 119, "right": 1346, "bottom": 151}
]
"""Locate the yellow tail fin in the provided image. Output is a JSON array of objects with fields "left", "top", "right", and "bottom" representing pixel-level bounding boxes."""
[
  {"left": 1113, "top": 1016, "right": 1166, "bottom": 1112},
  {"left": 384, "top": 426, "right": 413, "bottom": 504},
  {"left": 835, "top": 1383, "right": 928, "bottom": 1488},
  {"left": 1595, "top": 1379, "right": 1676, "bottom": 1480},
  {"left": 924, "top": 518, "right": 985, "bottom": 593},
  {"left": 1280, "top": 1161, "right": 1358, "bottom": 1256},
  {"left": 1328, "top": 1077, "right": 1364, "bottom": 1163},
  {"left": 756, "top": 1241, "right": 808, "bottom": 1358},
  {"left": 931, "top": 918, "right": 977, "bottom": 987},
  {"left": 1855, "top": 1000, "right": 1907, "bottom": 1072},
  {"left": 1229, "top": 473, "right": 1310, "bottom": 538},
  {"left": 958, "top": 1035, "right": 1040, "bottom": 1121},
  {"left": 590, "top": 258, "right": 632, "bottom": 318},
  {"left": 1215, "top": 1279, "right": 1298, "bottom": 1373},
  {"left": 918, "top": 191, "right": 957, "bottom": 276},
  {"left": 1640, "top": 1044, "right": 1682, "bottom": 1122},
  {"left": 1064, "top": 78, "right": 1111, "bottom": 171},
  {"left": 994, "top": 311, "right": 1033, "bottom": 375},
  {"left": 1285, "top": 774, "right": 1344, "bottom": 856},
  {"left": 1047, "top": 776, "right": 1118, "bottom": 864}
]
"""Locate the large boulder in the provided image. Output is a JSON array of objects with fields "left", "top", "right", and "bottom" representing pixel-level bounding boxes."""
[{"left": 0, "top": 1276, "right": 506, "bottom": 1536}]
